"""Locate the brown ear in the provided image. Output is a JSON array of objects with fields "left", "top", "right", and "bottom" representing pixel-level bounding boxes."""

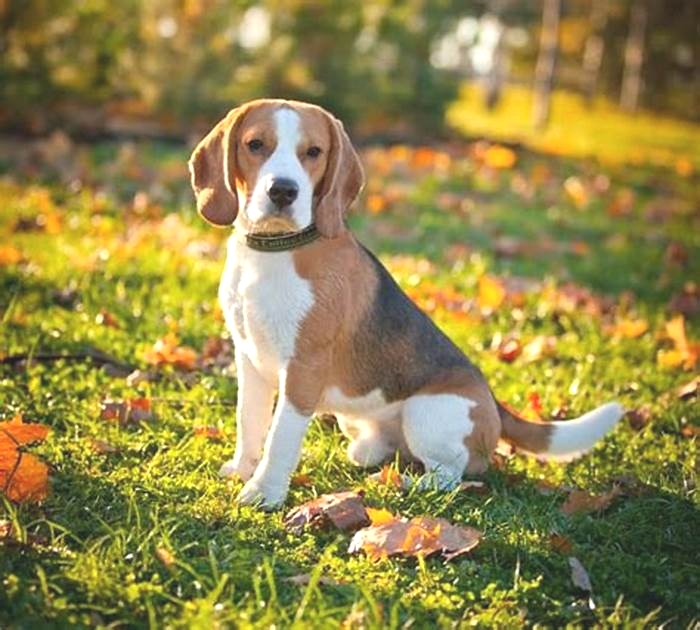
[
  {"left": 188, "top": 105, "right": 249, "bottom": 227},
  {"left": 314, "top": 115, "right": 365, "bottom": 238}
]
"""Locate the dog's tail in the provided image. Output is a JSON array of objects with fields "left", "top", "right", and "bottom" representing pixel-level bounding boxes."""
[{"left": 497, "top": 400, "right": 624, "bottom": 462}]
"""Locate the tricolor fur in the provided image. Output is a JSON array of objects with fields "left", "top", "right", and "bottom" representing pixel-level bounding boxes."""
[{"left": 189, "top": 98, "right": 624, "bottom": 509}]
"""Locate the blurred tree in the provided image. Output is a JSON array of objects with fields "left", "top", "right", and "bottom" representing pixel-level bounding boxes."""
[
  {"left": 532, "top": 0, "right": 560, "bottom": 130},
  {"left": 619, "top": 0, "right": 647, "bottom": 112}
]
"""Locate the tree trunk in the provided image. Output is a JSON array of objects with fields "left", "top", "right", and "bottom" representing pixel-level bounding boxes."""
[
  {"left": 620, "top": 0, "right": 647, "bottom": 112},
  {"left": 581, "top": 0, "right": 608, "bottom": 105},
  {"left": 532, "top": 0, "right": 561, "bottom": 130}
]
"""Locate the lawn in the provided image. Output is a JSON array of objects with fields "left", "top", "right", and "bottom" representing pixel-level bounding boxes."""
[{"left": 1, "top": 110, "right": 698, "bottom": 628}]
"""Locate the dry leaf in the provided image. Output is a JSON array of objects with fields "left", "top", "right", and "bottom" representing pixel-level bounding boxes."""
[
  {"left": 497, "top": 338, "right": 522, "bottom": 363},
  {"left": 155, "top": 547, "right": 175, "bottom": 569},
  {"left": 283, "top": 491, "right": 370, "bottom": 534},
  {"left": 521, "top": 335, "right": 557, "bottom": 363},
  {"left": 625, "top": 406, "right": 652, "bottom": 431},
  {"left": 607, "top": 318, "right": 648, "bottom": 339},
  {"left": 561, "top": 486, "right": 622, "bottom": 516},
  {"left": 477, "top": 275, "right": 506, "bottom": 312},
  {"left": 193, "top": 425, "right": 225, "bottom": 441},
  {"left": 95, "top": 309, "right": 121, "bottom": 329},
  {"left": 569, "top": 556, "right": 592, "bottom": 592},
  {"left": 676, "top": 376, "right": 699, "bottom": 400},
  {"left": 657, "top": 315, "right": 699, "bottom": 370},
  {"left": 458, "top": 480, "right": 489, "bottom": 495},
  {"left": 290, "top": 473, "right": 313, "bottom": 488},
  {"left": 373, "top": 465, "right": 405, "bottom": 489},
  {"left": 100, "top": 398, "right": 152, "bottom": 426},
  {"left": 348, "top": 515, "right": 481, "bottom": 561},
  {"left": 680, "top": 424, "right": 699, "bottom": 438},
  {"left": 0, "top": 415, "right": 50, "bottom": 503},
  {"left": 0, "top": 245, "right": 23, "bottom": 266},
  {"left": 366, "top": 507, "right": 396, "bottom": 526},
  {"left": 482, "top": 145, "right": 517, "bottom": 169},
  {"left": 144, "top": 333, "right": 198, "bottom": 370},
  {"left": 549, "top": 533, "right": 574, "bottom": 554},
  {"left": 89, "top": 439, "right": 120, "bottom": 454}
]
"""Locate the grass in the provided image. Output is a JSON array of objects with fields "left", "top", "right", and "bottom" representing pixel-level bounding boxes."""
[
  {"left": 1, "top": 107, "right": 699, "bottom": 628},
  {"left": 447, "top": 85, "right": 700, "bottom": 171}
]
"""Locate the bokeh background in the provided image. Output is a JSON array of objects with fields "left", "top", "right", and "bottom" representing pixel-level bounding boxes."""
[{"left": 2, "top": 0, "right": 698, "bottom": 145}]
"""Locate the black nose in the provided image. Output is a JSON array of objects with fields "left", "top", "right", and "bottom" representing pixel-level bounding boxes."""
[{"left": 266, "top": 178, "right": 299, "bottom": 208}]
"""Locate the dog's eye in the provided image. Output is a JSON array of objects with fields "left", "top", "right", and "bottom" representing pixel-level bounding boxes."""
[
  {"left": 246, "top": 139, "right": 264, "bottom": 152},
  {"left": 306, "top": 146, "right": 322, "bottom": 158}
]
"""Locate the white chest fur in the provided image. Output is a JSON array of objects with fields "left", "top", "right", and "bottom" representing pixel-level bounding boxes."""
[{"left": 219, "top": 237, "right": 314, "bottom": 381}]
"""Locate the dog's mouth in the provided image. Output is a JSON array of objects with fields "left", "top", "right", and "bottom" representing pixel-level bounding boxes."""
[{"left": 248, "top": 214, "right": 300, "bottom": 235}]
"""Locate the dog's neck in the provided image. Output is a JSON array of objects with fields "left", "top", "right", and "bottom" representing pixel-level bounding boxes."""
[{"left": 239, "top": 223, "right": 322, "bottom": 252}]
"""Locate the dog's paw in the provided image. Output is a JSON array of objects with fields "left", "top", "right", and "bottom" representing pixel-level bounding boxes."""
[
  {"left": 237, "top": 478, "right": 287, "bottom": 510},
  {"left": 219, "top": 457, "right": 257, "bottom": 481}
]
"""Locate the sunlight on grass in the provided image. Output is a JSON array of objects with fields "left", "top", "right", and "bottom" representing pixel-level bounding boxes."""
[{"left": 447, "top": 85, "right": 700, "bottom": 170}]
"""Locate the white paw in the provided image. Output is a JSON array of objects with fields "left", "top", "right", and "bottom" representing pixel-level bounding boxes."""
[
  {"left": 237, "top": 478, "right": 287, "bottom": 510},
  {"left": 219, "top": 457, "right": 257, "bottom": 481},
  {"left": 414, "top": 470, "right": 461, "bottom": 492}
]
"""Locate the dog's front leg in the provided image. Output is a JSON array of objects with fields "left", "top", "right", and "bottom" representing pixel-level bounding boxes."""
[
  {"left": 219, "top": 351, "right": 275, "bottom": 481},
  {"left": 238, "top": 365, "right": 323, "bottom": 509}
]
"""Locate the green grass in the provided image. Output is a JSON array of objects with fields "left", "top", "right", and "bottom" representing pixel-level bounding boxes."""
[
  {"left": 1, "top": 119, "right": 699, "bottom": 628},
  {"left": 447, "top": 85, "right": 700, "bottom": 170}
]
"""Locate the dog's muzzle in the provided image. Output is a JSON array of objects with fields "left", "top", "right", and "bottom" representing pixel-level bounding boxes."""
[{"left": 266, "top": 177, "right": 299, "bottom": 210}]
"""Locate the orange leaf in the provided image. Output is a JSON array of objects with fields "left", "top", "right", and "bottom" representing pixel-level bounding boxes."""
[
  {"left": 483, "top": 145, "right": 517, "bottom": 169},
  {"left": 0, "top": 245, "right": 23, "bottom": 266},
  {"left": 608, "top": 318, "right": 648, "bottom": 339},
  {"left": 0, "top": 415, "right": 50, "bottom": 503},
  {"left": 290, "top": 472, "right": 313, "bottom": 487},
  {"left": 374, "top": 465, "right": 404, "bottom": 489},
  {"left": 657, "top": 315, "right": 699, "bottom": 370},
  {"left": 366, "top": 507, "right": 397, "bottom": 526},
  {"left": 144, "top": 333, "right": 198, "bottom": 370},
  {"left": 477, "top": 275, "right": 506, "bottom": 312},
  {"left": 561, "top": 486, "right": 622, "bottom": 516},
  {"left": 193, "top": 425, "right": 225, "bottom": 440}
]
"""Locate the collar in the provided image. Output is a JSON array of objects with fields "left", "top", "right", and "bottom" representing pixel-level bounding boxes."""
[{"left": 242, "top": 223, "right": 322, "bottom": 252}]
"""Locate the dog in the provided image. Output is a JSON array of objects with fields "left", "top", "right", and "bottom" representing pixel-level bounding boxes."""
[{"left": 189, "top": 98, "right": 624, "bottom": 509}]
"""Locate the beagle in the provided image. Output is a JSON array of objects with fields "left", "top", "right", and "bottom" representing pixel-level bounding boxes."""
[{"left": 189, "top": 98, "right": 623, "bottom": 509}]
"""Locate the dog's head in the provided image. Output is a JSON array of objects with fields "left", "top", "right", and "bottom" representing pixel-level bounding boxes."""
[{"left": 188, "top": 99, "right": 364, "bottom": 238}]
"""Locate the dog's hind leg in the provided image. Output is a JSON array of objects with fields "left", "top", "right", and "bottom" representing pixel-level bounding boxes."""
[
  {"left": 337, "top": 416, "right": 399, "bottom": 467},
  {"left": 401, "top": 388, "right": 499, "bottom": 490}
]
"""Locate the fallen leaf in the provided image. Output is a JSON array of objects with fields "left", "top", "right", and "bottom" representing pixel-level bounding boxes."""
[
  {"left": 100, "top": 398, "right": 153, "bottom": 426},
  {"left": 520, "top": 391, "right": 544, "bottom": 422},
  {"left": 569, "top": 556, "right": 592, "bottom": 592},
  {"left": 561, "top": 486, "right": 622, "bottom": 516},
  {"left": 155, "top": 547, "right": 175, "bottom": 569},
  {"left": 677, "top": 376, "right": 700, "bottom": 400},
  {"left": 373, "top": 465, "right": 405, "bottom": 490},
  {"left": 0, "top": 415, "right": 50, "bottom": 503},
  {"left": 89, "top": 439, "right": 120, "bottom": 454},
  {"left": 144, "top": 333, "right": 198, "bottom": 370},
  {"left": 607, "top": 318, "right": 648, "bottom": 339},
  {"left": 680, "top": 424, "right": 699, "bottom": 438},
  {"left": 657, "top": 315, "right": 699, "bottom": 370},
  {"left": 95, "top": 309, "right": 121, "bottom": 328},
  {"left": 497, "top": 338, "right": 522, "bottom": 363},
  {"left": 193, "top": 425, "right": 225, "bottom": 440},
  {"left": 458, "top": 480, "right": 489, "bottom": 495},
  {"left": 283, "top": 491, "right": 370, "bottom": 534},
  {"left": 366, "top": 507, "right": 396, "bottom": 526},
  {"left": 563, "top": 176, "right": 589, "bottom": 208},
  {"left": 482, "top": 145, "right": 517, "bottom": 170},
  {"left": 477, "top": 275, "right": 506, "bottom": 312},
  {"left": 348, "top": 515, "right": 481, "bottom": 561},
  {"left": 625, "top": 406, "right": 652, "bottom": 431},
  {"left": 521, "top": 335, "right": 557, "bottom": 363},
  {"left": 290, "top": 472, "right": 313, "bottom": 487},
  {"left": 0, "top": 245, "right": 23, "bottom": 266},
  {"left": 549, "top": 533, "right": 574, "bottom": 554}
]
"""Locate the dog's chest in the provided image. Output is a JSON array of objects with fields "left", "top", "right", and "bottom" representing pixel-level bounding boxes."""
[{"left": 219, "top": 240, "right": 314, "bottom": 378}]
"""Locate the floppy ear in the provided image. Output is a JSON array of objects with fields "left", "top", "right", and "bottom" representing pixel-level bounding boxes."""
[
  {"left": 314, "top": 115, "right": 365, "bottom": 239},
  {"left": 188, "top": 105, "right": 248, "bottom": 227}
]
